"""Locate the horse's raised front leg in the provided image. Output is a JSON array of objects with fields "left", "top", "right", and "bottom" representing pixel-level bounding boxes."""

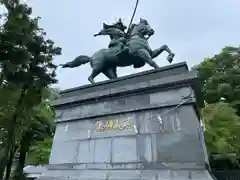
[
  {"left": 137, "top": 49, "right": 160, "bottom": 69},
  {"left": 151, "top": 45, "right": 175, "bottom": 63}
]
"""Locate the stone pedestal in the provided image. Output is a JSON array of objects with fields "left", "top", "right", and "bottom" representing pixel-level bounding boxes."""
[{"left": 39, "top": 62, "right": 215, "bottom": 180}]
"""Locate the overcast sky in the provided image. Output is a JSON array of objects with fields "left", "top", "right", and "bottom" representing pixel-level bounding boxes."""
[{"left": 3, "top": 0, "right": 240, "bottom": 89}]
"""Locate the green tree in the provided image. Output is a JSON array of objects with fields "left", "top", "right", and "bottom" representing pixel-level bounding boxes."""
[
  {"left": 0, "top": 0, "right": 61, "bottom": 178},
  {"left": 195, "top": 46, "right": 240, "bottom": 164},
  {"left": 26, "top": 137, "right": 53, "bottom": 165},
  {"left": 24, "top": 88, "right": 60, "bottom": 166},
  {"left": 0, "top": 87, "right": 58, "bottom": 180},
  {"left": 202, "top": 102, "right": 240, "bottom": 157},
  {"left": 195, "top": 46, "right": 240, "bottom": 115},
  {"left": 0, "top": 87, "right": 22, "bottom": 180},
  {"left": 13, "top": 89, "right": 56, "bottom": 179}
]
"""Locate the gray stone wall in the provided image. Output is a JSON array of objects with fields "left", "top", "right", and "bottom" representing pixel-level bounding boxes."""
[
  {"left": 50, "top": 103, "right": 205, "bottom": 169},
  {"left": 54, "top": 86, "right": 195, "bottom": 122}
]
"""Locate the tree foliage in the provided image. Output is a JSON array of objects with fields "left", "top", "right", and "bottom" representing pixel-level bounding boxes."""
[
  {"left": 0, "top": 86, "right": 58, "bottom": 179},
  {"left": 12, "top": 88, "right": 56, "bottom": 179},
  {"left": 0, "top": 0, "right": 61, "bottom": 179},
  {"left": 0, "top": 0, "right": 61, "bottom": 88},
  {"left": 195, "top": 46, "right": 240, "bottom": 115},
  {"left": 26, "top": 137, "right": 53, "bottom": 165},
  {"left": 195, "top": 46, "right": 240, "bottom": 162},
  {"left": 22, "top": 88, "right": 59, "bottom": 166},
  {"left": 202, "top": 102, "right": 240, "bottom": 156}
]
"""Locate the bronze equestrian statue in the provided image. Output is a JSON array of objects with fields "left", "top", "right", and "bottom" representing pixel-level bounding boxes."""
[{"left": 60, "top": 18, "right": 175, "bottom": 84}]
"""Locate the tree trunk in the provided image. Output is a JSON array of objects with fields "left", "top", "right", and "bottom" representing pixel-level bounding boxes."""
[
  {"left": 4, "top": 153, "right": 13, "bottom": 180},
  {"left": 0, "top": 87, "right": 26, "bottom": 180},
  {"left": 0, "top": 74, "right": 4, "bottom": 87},
  {"left": 14, "top": 138, "right": 27, "bottom": 179},
  {"left": 17, "top": 147, "right": 26, "bottom": 175},
  {"left": 0, "top": 148, "right": 8, "bottom": 180},
  {"left": 4, "top": 146, "right": 17, "bottom": 180}
]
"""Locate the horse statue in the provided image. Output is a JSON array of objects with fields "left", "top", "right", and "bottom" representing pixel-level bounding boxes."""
[{"left": 60, "top": 18, "right": 175, "bottom": 84}]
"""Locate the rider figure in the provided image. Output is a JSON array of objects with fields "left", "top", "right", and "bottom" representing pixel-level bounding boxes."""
[{"left": 94, "top": 19, "right": 129, "bottom": 57}]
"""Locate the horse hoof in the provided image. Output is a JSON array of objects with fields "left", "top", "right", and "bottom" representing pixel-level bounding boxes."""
[
  {"left": 167, "top": 53, "right": 175, "bottom": 63},
  {"left": 88, "top": 77, "right": 95, "bottom": 84}
]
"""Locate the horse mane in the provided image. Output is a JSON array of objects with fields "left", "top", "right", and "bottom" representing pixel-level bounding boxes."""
[
  {"left": 128, "top": 24, "right": 137, "bottom": 35},
  {"left": 130, "top": 24, "right": 136, "bottom": 30},
  {"left": 129, "top": 22, "right": 146, "bottom": 36}
]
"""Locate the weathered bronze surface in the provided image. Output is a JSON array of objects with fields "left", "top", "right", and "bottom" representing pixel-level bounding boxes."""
[{"left": 60, "top": 18, "right": 175, "bottom": 83}]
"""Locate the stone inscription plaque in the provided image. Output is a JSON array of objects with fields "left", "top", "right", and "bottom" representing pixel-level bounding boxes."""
[{"left": 95, "top": 117, "right": 133, "bottom": 132}]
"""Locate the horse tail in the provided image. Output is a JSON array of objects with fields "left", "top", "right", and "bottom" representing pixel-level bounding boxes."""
[{"left": 60, "top": 55, "right": 91, "bottom": 68}]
